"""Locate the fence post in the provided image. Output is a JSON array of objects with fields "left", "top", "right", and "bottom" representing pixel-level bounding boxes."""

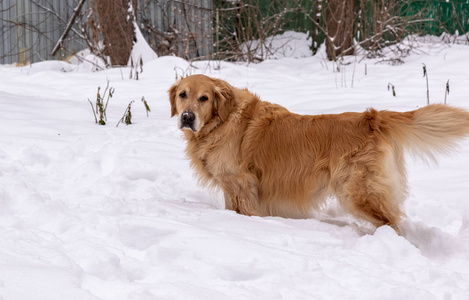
[{"left": 16, "top": 0, "right": 26, "bottom": 64}]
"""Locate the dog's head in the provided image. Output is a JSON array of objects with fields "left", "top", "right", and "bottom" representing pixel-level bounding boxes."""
[{"left": 169, "top": 75, "right": 234, "bottom": 133}]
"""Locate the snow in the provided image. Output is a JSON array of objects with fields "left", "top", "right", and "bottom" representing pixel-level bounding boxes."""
[
  {"left": 129, "top": 22, "right": 158, "bottom": 65},
  {"left": 1, "top": 35, "right": 469, "bottom": 299}
]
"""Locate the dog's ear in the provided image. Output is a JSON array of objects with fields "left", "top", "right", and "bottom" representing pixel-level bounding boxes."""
[
  {"left": 212, "top": 78, "right": 235, "bottom": 122},
  {"left": 168, "top": 81, "right": 179, "bottom": 117}
]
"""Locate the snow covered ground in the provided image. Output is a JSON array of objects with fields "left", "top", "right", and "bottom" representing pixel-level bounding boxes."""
[{"left": 1, "top": 35, "right": 469, "bottom": 299}]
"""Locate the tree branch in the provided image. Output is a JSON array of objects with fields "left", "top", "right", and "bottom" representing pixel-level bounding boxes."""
[{"left": 51, "top": 0, "right": 88, "bottom": 56}]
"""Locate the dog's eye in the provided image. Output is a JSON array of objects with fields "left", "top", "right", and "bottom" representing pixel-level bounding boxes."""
[
  {"left": 199, "top": 96, "right": 208, "bottom": 102},
  {"left": 179, "top": 91, "right": 186, "bottom": 98}
]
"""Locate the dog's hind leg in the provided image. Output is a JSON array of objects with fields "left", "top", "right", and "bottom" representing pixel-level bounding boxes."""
[
  {"left": 340, "top": 187, "right": 403, "bottom": 233},
  {"left": 220, "top": 173, "right": 260, "bottom": 216},
  {"left": 334, "top": 145, "right": 407, "bottom": 233},
  {"left": 336, "top": 173, "right": 404, "bottom": 233}
]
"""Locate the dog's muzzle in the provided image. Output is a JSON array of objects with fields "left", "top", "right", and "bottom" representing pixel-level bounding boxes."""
[{"left": 180, "top": 110, "right": 197, "bottom": 131}]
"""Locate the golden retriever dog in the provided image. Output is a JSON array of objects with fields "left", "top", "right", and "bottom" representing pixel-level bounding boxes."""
[{"left": 169, "top": 74, "right": 469, "bottom": 232}]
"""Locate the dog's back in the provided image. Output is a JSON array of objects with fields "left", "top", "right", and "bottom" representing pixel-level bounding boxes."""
[{"left": 242, "top": 103, "right": 469, "bottom": 227}]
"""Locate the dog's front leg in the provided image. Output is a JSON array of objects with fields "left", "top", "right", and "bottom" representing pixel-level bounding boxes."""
[{"left": 220, "top": 174, "right": 260, "bottom": 216}]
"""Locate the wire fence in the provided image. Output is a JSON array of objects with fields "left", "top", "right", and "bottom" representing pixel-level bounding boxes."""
[
  {"left": 0, "top": 0, "right": 213, "bottom": 64},
  {"left": 0, "top": 0, "right": 88, "bottom": 64}
]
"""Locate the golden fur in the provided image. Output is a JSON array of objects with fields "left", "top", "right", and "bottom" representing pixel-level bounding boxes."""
[{"left": 169, "top": 74, "right": 469, "bottom": 232}]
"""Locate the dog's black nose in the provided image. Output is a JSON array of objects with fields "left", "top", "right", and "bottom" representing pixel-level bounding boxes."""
[
  {"left": 182, "top": 110, "right": 195, "bottom": 122},
  {"left": 181, "top": 110, "right": 196, "bottom": 127}
]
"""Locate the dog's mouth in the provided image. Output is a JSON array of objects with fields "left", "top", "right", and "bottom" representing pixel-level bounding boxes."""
[{"left": 180, "top": 123, "right": 197, "bottom": 132}]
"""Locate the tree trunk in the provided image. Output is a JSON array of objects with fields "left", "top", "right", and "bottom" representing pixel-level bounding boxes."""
[
  {"left": 95, "top": 0, "right": 137, "bottom": 66},
  {"left": 326, "top": 0, "right": 355, "bottom": 61}
]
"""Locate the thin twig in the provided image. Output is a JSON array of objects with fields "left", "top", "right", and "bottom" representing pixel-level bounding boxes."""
[
  {"left": 444, "top": 80, "right": 450, "bottom": 104},
  {"left": 423, "top": 63, "right": 430, "bottom": 105},
  {"left": 88, "top": 99, "right": 98, "bottom": 124}
]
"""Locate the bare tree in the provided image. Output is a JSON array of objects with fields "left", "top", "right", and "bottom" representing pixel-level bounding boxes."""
[
  {"left": 138, "top": 0, "right": 213, "bottom": 60},
  {"left": 325, "top": 0, "right": 355, "bottom": 61},
  {"left": 214, "top": 0, "right": 302, "bottom": 62},
  {"left": 87, "top": 0, "right": 137, "bottom": 66},
  {"left": 292, "top": 0, "right": 439, "bottom": 62}
]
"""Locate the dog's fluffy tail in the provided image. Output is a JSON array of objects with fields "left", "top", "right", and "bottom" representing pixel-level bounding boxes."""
[{"left": 376, "top": 104, "right": 469, "bottom": 162}]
